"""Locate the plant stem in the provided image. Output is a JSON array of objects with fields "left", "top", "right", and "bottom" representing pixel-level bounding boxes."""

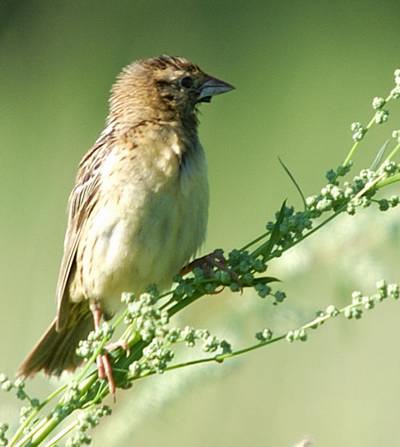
[
  {"left": 131, "top": 292, "right": 384, "bottom": 382},
  {"left": 343, "top": 93, "right": 392, "bottom": 167},
  {"left": 42, "top": 420, "right": 79, "bottom": 447}
]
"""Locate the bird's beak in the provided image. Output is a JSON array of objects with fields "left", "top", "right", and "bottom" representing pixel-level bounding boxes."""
[{"left": 197, "top": 76, "right": 235, "bottom": 103}]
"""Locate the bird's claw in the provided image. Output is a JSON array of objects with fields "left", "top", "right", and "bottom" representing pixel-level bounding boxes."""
[
  {"left": 181, "top": 249, "right": 242, "bottom": 292},
  {"left": 105, "top": 340, "right": 130, "bottom": 357}
]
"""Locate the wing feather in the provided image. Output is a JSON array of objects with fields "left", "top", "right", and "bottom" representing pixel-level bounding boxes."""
[{"left": 55, "top": 135, "right": 109, "bottom": 331}]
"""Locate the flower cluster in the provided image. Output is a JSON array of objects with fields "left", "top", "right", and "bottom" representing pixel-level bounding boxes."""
[
  {"left": 123, "top": 291, "right": 169, "bottom": 341},
  {"left": 0, "top": 374, "right": 39, "bottom": 409},
  {"left": 170, "top": 247, "right": 282, "bottom": 304},
  {"left": 128, "top": 325, "right": 232, "bottom": 379},
  {"left": 260, "top": 163, "right": 395, "bottom": 258},
  {"left": 374, "top": 196, "right": 400, "bottom": 211},
  {"left": 393, "top": 130, "right": 400, "bottom": 144},
  {"left": 375, "top": 109, "right": 389, "bottom": 124},
  {"left": 351, "top": 121, "right": 367, "bottom": 142},
  {"left": 391, "top": 68, "right": 400, "bottom": 99},
  {"left": 252, "top": 281, "right": 400, "bottom": 348},
  {"left": 76, "top": 323, "right": 114, "bottom": 360},
  {"left": 0, "top": 423, "right": 8, "bottom": 447},
  {"left": 309, "top": 281, "right": 398, "bottom": 338},
  {"left": 372, "top": 96, "right": 385, "bottom": 110},
  {"left": 255, "top": 328, "right": 273, "bottom": 342},
  {"left": 60, "top": 382, "right": 81, "bottom": 410},
  {"left": 65, "top": 406, "right": 111, "bottom": 447},
  {"left": 286, "top": 328, "right": 307, "bottom": 342},
  {"left": 337, "top": 281, "right": 398, "bottom": 320},
  {"left": 350, "top": 68, "right": 400, "bottom": 144},
  {"left": 266, "top": 205, "right": 313, "bottom": 251}
]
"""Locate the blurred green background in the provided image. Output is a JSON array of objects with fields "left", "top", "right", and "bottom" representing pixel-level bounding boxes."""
[{"left": 1, "top": 1, "right": 400, "bottom": 446}]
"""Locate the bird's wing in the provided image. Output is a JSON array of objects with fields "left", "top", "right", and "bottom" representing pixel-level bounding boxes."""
[{"left": 55, "top": 137, "right": 107, "bottom": 331}]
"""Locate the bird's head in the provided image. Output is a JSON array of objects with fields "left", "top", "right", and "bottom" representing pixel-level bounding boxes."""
[{"left": 109, "top": 55, "right": 234, "bottom": 129}]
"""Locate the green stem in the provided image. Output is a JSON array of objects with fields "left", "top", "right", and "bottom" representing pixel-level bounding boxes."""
[
  {"left": 343, "top": 92, "right": 392, "bottom": 167},
  {"left": 8, "top": 383, "right": 69, "bottom": 447},
  {"left": 28, "top": 417, "right": 61, "bottom": 447},
  {"left": 13, "top": 417, "right": 50, "bottom": 447},
  {"left": 8, "top": 411, "right": 40, "bottom": 447},
  {"left": 42, "top": 420, "right": 79, "bottom": 447},
  {"left": 385, "top": 142, "right": 400, "bottom": 162},
  {"left": 252, "top": 208, "right": 343, "bottom": 262},
  {"left": 343, "top": 115, "right": 376, "bottom": 166},
  {"left": 132, "top": 292, "right": 381, "bottom": 381},
  {"left": 376, "top": 173, "right": 400, "bottom": 188}
]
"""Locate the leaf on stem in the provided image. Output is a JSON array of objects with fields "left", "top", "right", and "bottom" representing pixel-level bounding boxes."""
[{"left": 278, "top": 157, "right": 307, "bottom": 209}]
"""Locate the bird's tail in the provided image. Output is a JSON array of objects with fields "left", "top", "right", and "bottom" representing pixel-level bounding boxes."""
[{"left": 18, "top": 303, "right": 93, "bottom": 377}]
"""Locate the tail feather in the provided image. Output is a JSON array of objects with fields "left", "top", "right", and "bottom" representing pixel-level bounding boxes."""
[{"left": 18, "top": 304, "right": 93, "bottom": 377}]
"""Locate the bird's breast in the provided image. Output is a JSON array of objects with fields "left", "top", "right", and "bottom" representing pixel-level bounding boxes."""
[{"left": 72, "top": 129, "right": 209, "bottom": 314}]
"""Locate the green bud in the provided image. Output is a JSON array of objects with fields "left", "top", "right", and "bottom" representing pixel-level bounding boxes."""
[
  {"left": 253, "top": 258, "right": 267, "bottom": 273},
  {"left": 274, "top": 291, "right": 286, "bottom": 302},
  {"left": 372, "top": 96, "right": 385, "bottom": 109},
  {"left": 216, "top": 270, "right": 232, "bottom": 285},
  {"left": 121, "top": 292, "right": 135, "bottom": 304},
  {"left": 203, "top": 282, "right": 217, "bottom": 294},
  {"left": 376, "top": 280, "right": 388, "bottom": 300},
  {"left": 1, "top": 381, "right": 12, "bottom": 392},
  {"left": 352, "top": 128, "right": 366, "bottom": 142},
  {"left": 378, "top": 199, "right": 389, "bottom": 211},
  {"left": 255, "top": 282, "right": 271, "bottom": 298},
  {"left": 391, "top": 86, "right": 400, "bottom": 99},
  {"left": 351, "top": 122, "right": 362, "bottom": 132},
  {"left": 255, "top": 328, "right": 273, "bottom": 342},
  {"left": 298, "top": 329, "right": 307, "bottom": 341},
  {"left": 326, "top": 305, "right": 339, "bottom": 317},
  {"left": 351, "top": 291, "right": 362, "bottom": 305},
  {"left": 316, "top": 198, "right": 333, "bottom": 212},
  {"left": 241, "top": 272, "right": 254, "bottom": 286},
  {"left": 286, "top": 331, "right": 295, "bottom": 342},
  {"left": 344, "top": 307, "right": 353, "bottom": 319},
  {"left": 229, "top": 282, "right": 241, "bottom": 292},
  {"left": 305, "top": 195, "right": 318, "bottom": 207},
  {"left": 362, "top": 295, "right": 374, "bottom": 310},
  {"left": 375, "top": 110, "right": 389, "bottom": 124},
  {"left": 388, "top": 283, "right": 399, "bottom": 299},
  {"left": 346, "top": 203, "right": 356, "bottom": 215}
]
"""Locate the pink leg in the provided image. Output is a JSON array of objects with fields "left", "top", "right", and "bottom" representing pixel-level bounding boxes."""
[
  {"left": 180, "top": 250, "right": 240, "bottom": 283},
  {"left": 106, "top": 340, "right": 130, "bottom": 356},
  {"left": 90, "top": 304, "right": 106, "bottom": 379},
  {"left": 90, "top": 302, "right": 116, "bottom": 397}
]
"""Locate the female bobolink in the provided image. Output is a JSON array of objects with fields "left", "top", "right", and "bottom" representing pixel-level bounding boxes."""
[{"left": 18, "top": 56, "right": 234, "bottom": 392}]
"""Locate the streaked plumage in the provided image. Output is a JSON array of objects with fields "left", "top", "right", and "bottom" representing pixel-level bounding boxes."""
[{"left": 19, "top": 55, "right": 234, "bottom": 378}]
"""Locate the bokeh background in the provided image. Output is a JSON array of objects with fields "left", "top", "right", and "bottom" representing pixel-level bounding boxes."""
[{"left": 1, "top": 1, "right": 400, "bottom": 446}]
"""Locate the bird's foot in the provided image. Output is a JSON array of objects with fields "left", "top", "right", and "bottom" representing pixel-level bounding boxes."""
[
  {"left": 96, "top": 353, "right": 116, "bottom": 399},
  {"left": 90, "top": 302, "right": 117, "bottom": 399},
  {"left": 96, "top": 341, "right": 130, "bottom": 400},
  {"left": 105, "top": 339, "right": 130, "bottom": 357},
  {"left": 180, "top": 249, "right": 241, "bottom": 291}
]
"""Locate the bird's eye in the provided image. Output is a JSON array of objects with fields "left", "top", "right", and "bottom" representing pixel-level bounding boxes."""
[{"left": 180, "top": 76, "right": 194, "bottom": 89}]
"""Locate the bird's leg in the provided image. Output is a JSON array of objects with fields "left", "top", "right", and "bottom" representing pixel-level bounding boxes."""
[
  {"left": 89, "top": 302, "right": 116, "bottom": 397},
  {"left": 105, "top": 340, "right": 130, "bottom": 357},
  {"left": 90, "top": 303, "right": 106, "bottom": 380},
  {"left": 180, "top": 249, "right": 240, "bottom": 285}
]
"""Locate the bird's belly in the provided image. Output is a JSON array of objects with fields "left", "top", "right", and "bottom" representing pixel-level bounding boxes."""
[{"left": 73, "top": 169, "right": 208, "bottom": 314}]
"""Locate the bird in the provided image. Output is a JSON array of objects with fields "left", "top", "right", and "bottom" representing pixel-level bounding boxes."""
[{"left": 18, "top": 55, "right": 234, "bottom": 391}]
